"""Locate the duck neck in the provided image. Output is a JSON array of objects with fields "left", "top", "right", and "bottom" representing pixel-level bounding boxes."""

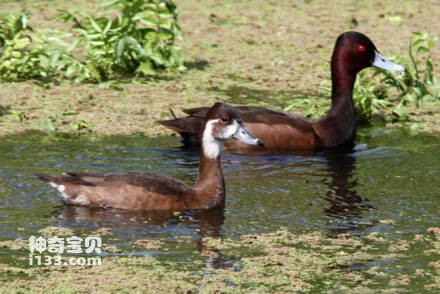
[
  {"left": 192, "top": 138, "right": 226, "bottom": 209},
  {"left": 313, "top": 58, "right": 358, "bottom": 149},
  {"left": 330, "top": 64, "right": 356, "bottom": 114}
]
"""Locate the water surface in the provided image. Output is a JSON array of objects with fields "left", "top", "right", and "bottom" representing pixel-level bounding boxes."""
[{"left": 0, "top": 128, "right": 439, "bottom": 272}]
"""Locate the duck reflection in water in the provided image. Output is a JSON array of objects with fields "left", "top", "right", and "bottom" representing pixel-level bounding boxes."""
[
  {"left": 54, "top": 205, "right": 232, "bottom": 269},
  {"left": 321, "top": 149, "right": 373, "bottom": 234},
  {"left": 209, "top": 146, "right": 374, "bottom": 235}
]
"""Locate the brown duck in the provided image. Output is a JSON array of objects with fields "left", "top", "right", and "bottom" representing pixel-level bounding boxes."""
[
  {"left": 38, "top": 103, "right": 264, "bottom": 211},
  {"left": 159, "top": 31, "right": 404, "bottom": 152}
]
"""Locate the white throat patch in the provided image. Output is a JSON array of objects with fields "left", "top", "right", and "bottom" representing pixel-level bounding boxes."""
[
  {"left": 202, "top": 119, "right": 239, "bottom": 158},
  {"left": 202, "top": 119, "right": 223, "bottom": 159}
]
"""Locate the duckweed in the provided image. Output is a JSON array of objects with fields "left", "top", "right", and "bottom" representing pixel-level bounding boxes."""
[{"left": 1, "top": 228, "right": 439, "bottom": 292}]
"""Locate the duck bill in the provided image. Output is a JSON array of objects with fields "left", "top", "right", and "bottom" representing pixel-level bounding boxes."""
[
  {"left": 232, "top": 124, "right": 264, "bottom": 147},
  {"left": 372, "top": 51, "right": 405, "bottom": 71}
]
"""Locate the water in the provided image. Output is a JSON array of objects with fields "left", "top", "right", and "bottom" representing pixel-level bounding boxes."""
[{"left": 0, "top": 128, "right": 439, "bottom": 271}]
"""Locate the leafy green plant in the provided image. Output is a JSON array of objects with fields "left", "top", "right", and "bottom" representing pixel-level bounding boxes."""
[
  {"left": 0, "top": 11, "right": 44, "bottom": 80},
  {"left": 375, "top": 32, "right": 439, "bottom": 120},
  {"left": 0, "top": 10, "right": 30, "bottom": 47},
  {"left": 0, "top": 11, "right": 92, "bottom": 82},
  {"left": 284, "top": 98, "right": 324, "bottom": 119},
  {"left": 352, "top": 74, "right": 393, "bottom": 122},
  {"left": 59, "top": 0, "right": 185, "bottom": 81},
  {"left": 0, "top": 0, "right": 185, "bottom": 83}
]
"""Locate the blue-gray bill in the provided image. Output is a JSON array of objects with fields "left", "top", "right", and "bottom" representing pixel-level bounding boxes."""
[
  {"left": 373, "top": 51, "right": 405, "bottom": 72},
  {"left": 232, "top": 125, "right": 265, "bottom": 147}
]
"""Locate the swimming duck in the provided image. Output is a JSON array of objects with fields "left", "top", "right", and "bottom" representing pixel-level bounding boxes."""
[
  {"left": 38, "top": 102, "right": 264, "bottom": 211},
  {"left": 159, "top": 31, "right": 405, "bottom": 152}
]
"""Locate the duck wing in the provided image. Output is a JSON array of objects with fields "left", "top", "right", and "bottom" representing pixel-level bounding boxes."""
[
  {"left": 158, "top": 105, "right": 311, "bottom": 147},
  {"left": 38, "top": 172, "right": 190, "bottom": 196}
]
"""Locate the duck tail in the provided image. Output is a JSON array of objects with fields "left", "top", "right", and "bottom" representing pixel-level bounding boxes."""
[
  {"left": 37, "top": 173, "right": 95, "bottom": 186},
  {"left": 36, "top": 174, "right": 62, "bottom": 184},
  {"left": 169, "top": 107, "right": 179, "bottom": 119},
  {"left": 157, "top": 116, "right": 203, "bottom": 147},
  {"left": 156, "top": 118, "right": 184, "bottom": 132}
]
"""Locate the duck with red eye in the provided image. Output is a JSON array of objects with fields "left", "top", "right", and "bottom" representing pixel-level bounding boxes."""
[
  {"left": 333, "top": 35, "right": 403, "bottom": 76},
  {"left": 159, "top": 31, "right": 405, "bottom": 153},
  {"left": 37, "top": 102, "right": 264, "bottom": 211}
]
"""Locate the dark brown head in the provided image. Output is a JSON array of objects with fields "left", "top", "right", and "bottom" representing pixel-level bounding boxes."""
[
  {"left": 204, "top": 102, "right": 241, "bottom": 125},
  {"left": 331, "top": 31, "right": 404, "bottom": 74},
  {"left": 202, "top": 102, "right": 264, "bottom": 158}
]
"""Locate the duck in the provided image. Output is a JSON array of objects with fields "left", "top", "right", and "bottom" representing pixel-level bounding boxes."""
[
  {"left": 37, "top": 102, "right": 264, "bottom": 211},
  {"left": 158, "top": 31, "right": 405, "bottom": 152}
]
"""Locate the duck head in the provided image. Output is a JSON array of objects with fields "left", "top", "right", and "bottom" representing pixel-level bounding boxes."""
[
  {"left": 202, "top": 102, "right": 264, "bottom": 158},
  {"left": 332, "top": 31, "right": 405, "bottom": 74}
]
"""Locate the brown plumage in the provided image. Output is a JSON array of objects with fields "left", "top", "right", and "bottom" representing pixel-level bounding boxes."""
[
  {"left": 158, "top": 31, "right": 404, "bottom": 153},
  {"left": 38, "top": 103, "right": 263, "bottom": 211}
]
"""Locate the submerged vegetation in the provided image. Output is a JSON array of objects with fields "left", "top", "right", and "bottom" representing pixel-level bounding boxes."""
[
  {"left": 0, "top": 0, "right": 185, "bottom": 83},
  {"left": 1, "top": 228, "right": 439, "bottom": 292}
]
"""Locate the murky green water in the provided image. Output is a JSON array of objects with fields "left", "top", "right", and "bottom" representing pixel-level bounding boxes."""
[{"left": 0, "top": 128, "right": 439, "bottom": 288}]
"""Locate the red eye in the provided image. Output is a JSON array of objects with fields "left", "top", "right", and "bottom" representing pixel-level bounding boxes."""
[{"left": 358, "top": 45, "right": 366, "bottom": 52}]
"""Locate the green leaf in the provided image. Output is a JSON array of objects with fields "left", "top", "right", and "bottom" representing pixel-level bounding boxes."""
[
  {"left": 98, "top": 80, "right": 123, "bottom": 91},
  {"left": 38, "top": 54, "right": 51, "bottom": 69},
  {"left": 421, "top": 94, "right": 435, "bottom": 102},
  {"left": 100, "top": 0, "right": 121, "bottom": 10},
  {"left": 38, "top": 118, "right": 56, "bottom": 132},
  {"left": 20, "top": 10, "right": 29, "bottom": 30},
  {"left": 115, "top": 37, "right": 125, "bottom": 61},
  {"left": 134, "top": 16, "right": 158, "bottom": 27},
  {"left": 103, "top": 19, "right": 112, "bottom": 34},
  {"left": 12, "top": 36, "right": 30, "bottom": 49},
  {"left": 157, "top": 30, "right": 173, "bottom": 40},
  {"left": 89, "top": 17, "right": 102, "bottom": 33},
  {"left": 392, "top": 107, "right": 409, "bottom": 122},
  {"left": 158, "top": 18, "right": 173, "bottom": 30},
  {"left": 136, "top": 61, "right": 157, "bottom": 76},
  {"left": 89, "top": 41, "right": 106, "bottom": 46},
  {"left": 62, "top": 110, "right": 79, "bottom": 116}
]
